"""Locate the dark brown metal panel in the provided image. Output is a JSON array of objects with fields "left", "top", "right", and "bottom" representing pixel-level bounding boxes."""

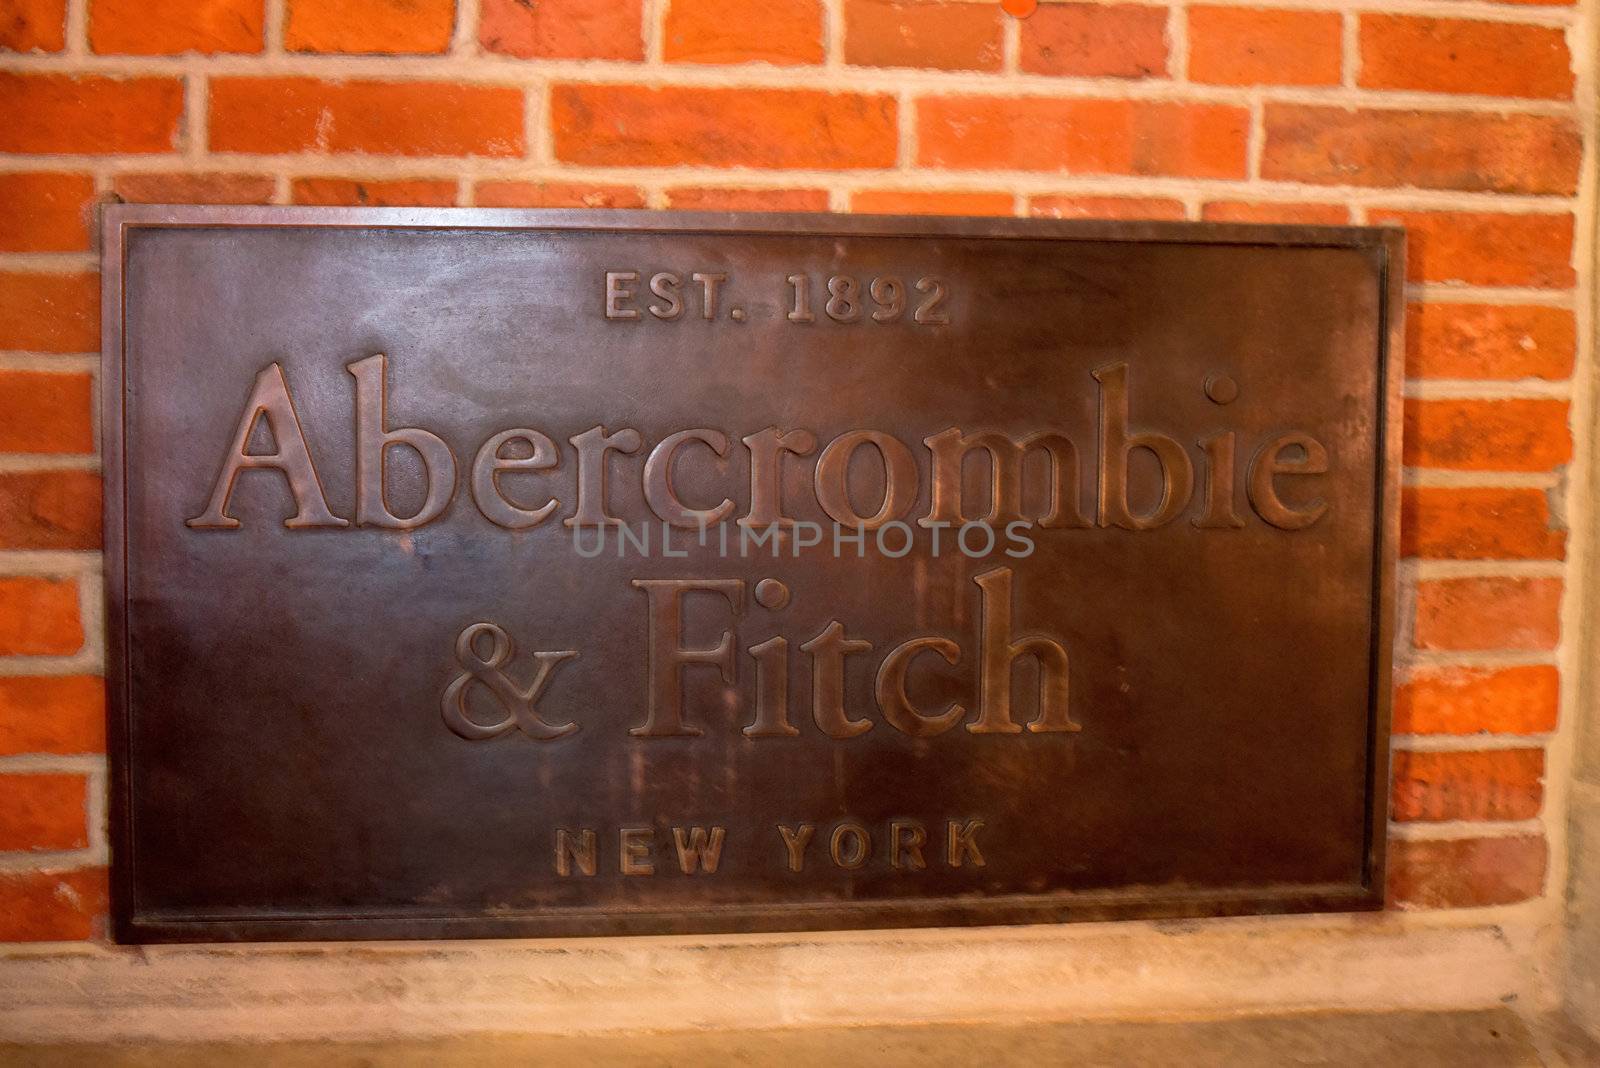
[{"left": 102, "top": 205, "right": 1403, "bottom": 944}]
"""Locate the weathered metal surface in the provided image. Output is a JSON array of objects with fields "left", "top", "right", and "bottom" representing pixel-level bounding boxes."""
[{"left": 102, "top": 206, "right": 1403, "bottom": 943}]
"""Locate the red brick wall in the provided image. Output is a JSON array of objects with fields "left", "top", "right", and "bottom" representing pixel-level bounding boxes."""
[{"left": 0, "top": 0, "right": 1589, "bottom": 941}]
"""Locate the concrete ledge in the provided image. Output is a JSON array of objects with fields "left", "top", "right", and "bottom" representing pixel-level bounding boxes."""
[
  {"left": 0, "top": 917, "right": 1543, "bottom": 1043},
  {"left": 4, "top": 1009, "right": 1600, "bottom": 1067}
]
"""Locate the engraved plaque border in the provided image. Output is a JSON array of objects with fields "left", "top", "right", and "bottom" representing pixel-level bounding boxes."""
[{"left": 102, "top": 205, "right": 1404, "bottom": 943}]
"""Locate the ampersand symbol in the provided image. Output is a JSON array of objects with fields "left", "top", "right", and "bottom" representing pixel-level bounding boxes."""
[{"left": 441, "top": 622, "right": 579, "bottom": 741}]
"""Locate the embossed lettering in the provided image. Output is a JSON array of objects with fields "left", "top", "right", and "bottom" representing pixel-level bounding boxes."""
[
  {"left": 740, "top": 427, "right": 818, "bottom": 535},
  {"left": 875, "top": 637, "right": 965, "bottom": 737},
  {"left": 1194, "top": 431, "right": 1246, "bottom": 530},
  {"left": 920, "top": 429, "right": 1089, "bottom": 529},
  {"left": 970, "top": 567, "right": 1077, "bottom": 735},
  {"left": 349, "top": 354, "right": 457, "bottom": 529},
  {"left": 471, "top": 428, "right": 560, "bottom": 529},
  {"left": 440, "top": 622, "right": 579, "bottom": 741},
  {"left": 890, "top": 819, "right": 927, "bottom": 870},
  {"left": 814, "top": 430, "right": 918, "bottom": 530},
  {"left": 1094, "top": 362, "right": 1194, "bottom": 530},
  {"left": 830, "top": 822, "right": 870, "bottom": 869},
  {"left": 649, "top": 272, "right": 683, "bottom": 320},
  {"left": 672, "top": 826, "right": 726, "bottom": 874},
  {"left": 566, "top": 425, "right": 643, "bottom": 529},
  {"left": 1249, "top": 433, "right": 1330, "bottom": 530},
  {"left": 692, "top": 272, "right": 726, "bottom": 321},
  {"left": 644, "top": 428, "right": 735, "bottom": 529},
  {"left": 556, "top": 828, "right": 596, "bottom": 877},
  {"left": 631, "top": 578, "right": 744, "bottom": 737},
  {"left": 745, "top": 635, "right": 797, "bottom": 737},
  {"left": 779, "top": 823, "right": 814, "bottom": 872},
  {"left": 800, "top": 620, "right": 873, "bottom": 739},
  {"left": 187, "top": 362, "right": 347, "bottom": 530},
  {"left": 913, "top": 277, "right": 949, "bottom": 325},
  {"left": 604, "top": 271, "right": 639, "bottom": 320},
  {"left": 620, "top": 827, "right": 654, "bottom": 875},
  {"left": 946, "top": 819, "right": 986, "bottom": 867}
]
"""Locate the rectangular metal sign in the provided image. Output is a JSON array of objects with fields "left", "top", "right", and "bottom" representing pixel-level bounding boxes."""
[{"left": 104, "top": 206, "right": 1402, "bottom": 942}]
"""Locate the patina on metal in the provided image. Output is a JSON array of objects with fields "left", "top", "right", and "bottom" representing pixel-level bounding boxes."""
[{"left": 102, "top": 206, "right": 1404, "bottom": 943}]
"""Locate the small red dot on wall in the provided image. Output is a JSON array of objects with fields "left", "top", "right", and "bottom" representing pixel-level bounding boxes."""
[{"left": 1001, "top": 0, "right": 1038, "bottom": 17}]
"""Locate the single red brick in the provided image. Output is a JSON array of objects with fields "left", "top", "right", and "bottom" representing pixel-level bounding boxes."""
[
  {"left": 1188, "top": 6, "right": 1341, "bottom": 86},
  {"left": 1020, "top": 2, "right": 1166, "bottom": 78},
  {"left": 0, "top": 470, "right": 101, "bottom": 550},
  {"left": 291, "top": 177, "right": 458, "bottom": 207},
  {"left": 851, "top": 189, "right": 1013, "bottom": 216},
  {"left": 113, "top": 172, "right": 276, "bottom": 205},
  {"left": 553, "top": 85, "right": 897, "bottom": 169},
  {"left": 666, "top": 187, "right": 828, "bottom": 212},
  {"left": 474, "top": 181, "right": 647, "bottom": 209},
  {"left": 1368, "top": 210, "right": 1574, "bottom": 289},
  {"left": 286, "top": 0, "right": 454, "bottom": 54},
  {"left": 0, "top": 273, "right": 99, "bottom": 354},
  {"left": 1360, "top": 16, "right": 1571, "bottom": 100},
  {"left": 1413, "top": 577, "right": 1561, "bottom": 652},
  {"left": 0, "top": 74, "right": 183, "bottom": 154},
  {"left": 0, "top": 174, "right": 93, "bottom": 253},
  {"left": 1, "top": 0, "right": 66, "bottom": 51},
  {"left": 0, "top": 773, "right": 88, "bottom": 851},
  {"left": 919, "top": 96, "right": 1248, "bottom": 178},
  {"left": 1201, "top": 201, "right": 1350, "bottom": 225},
  {"left": 0, "top": 576, "right": 82, "bottom": 656},
  {"left": 0, "top": 676, "right": 105, "bottom": 755},
  {"left": 1403, "top": 398, "right": 1569, "bottom": 472},
  {"left": 846, "top": 0, "right": 1003, "bottom": 72},
  {"left": 1388, "top": 835, "right": 1545, "bottom": 908},
  {"left": 1406, "top": 303, "right": 1575, "bottom": 381},
  {"left": 1392, "top": 749, "right": 1543, "bottom": 823},
  {"left": 210, "top": 78, "right": 523, "bottom": 157},
  {"left": 0, "top": 370, "right": 94, "bottom": 453},
  {"left": 668, "top": 0, "right": 824, "bottom": 65},
  {"left": 90, "top": 0, "right": 263, "bottom": 54},
  {"left": 1029, "top": 195, "right": 1186, "bottom": 220},
  {"left": 0, "top": 868, "right": 107, "bottom": 940},
  {"left": 480, "top": 0, "right": 643, "bottom": 60},
  {"left": 1401, "top": 486, "right": 1564, "bottom": 561},
  {"left": 1262, "top": 105, "right": 1580, "bottom": 196},
  {"left": 1394, "top": 665, "right": 1559, "bottom": 736}
]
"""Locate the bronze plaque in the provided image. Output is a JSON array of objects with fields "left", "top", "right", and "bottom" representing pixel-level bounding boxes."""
[{"left": 103, "top": 206, "right": 1403, "bottom": 943}]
